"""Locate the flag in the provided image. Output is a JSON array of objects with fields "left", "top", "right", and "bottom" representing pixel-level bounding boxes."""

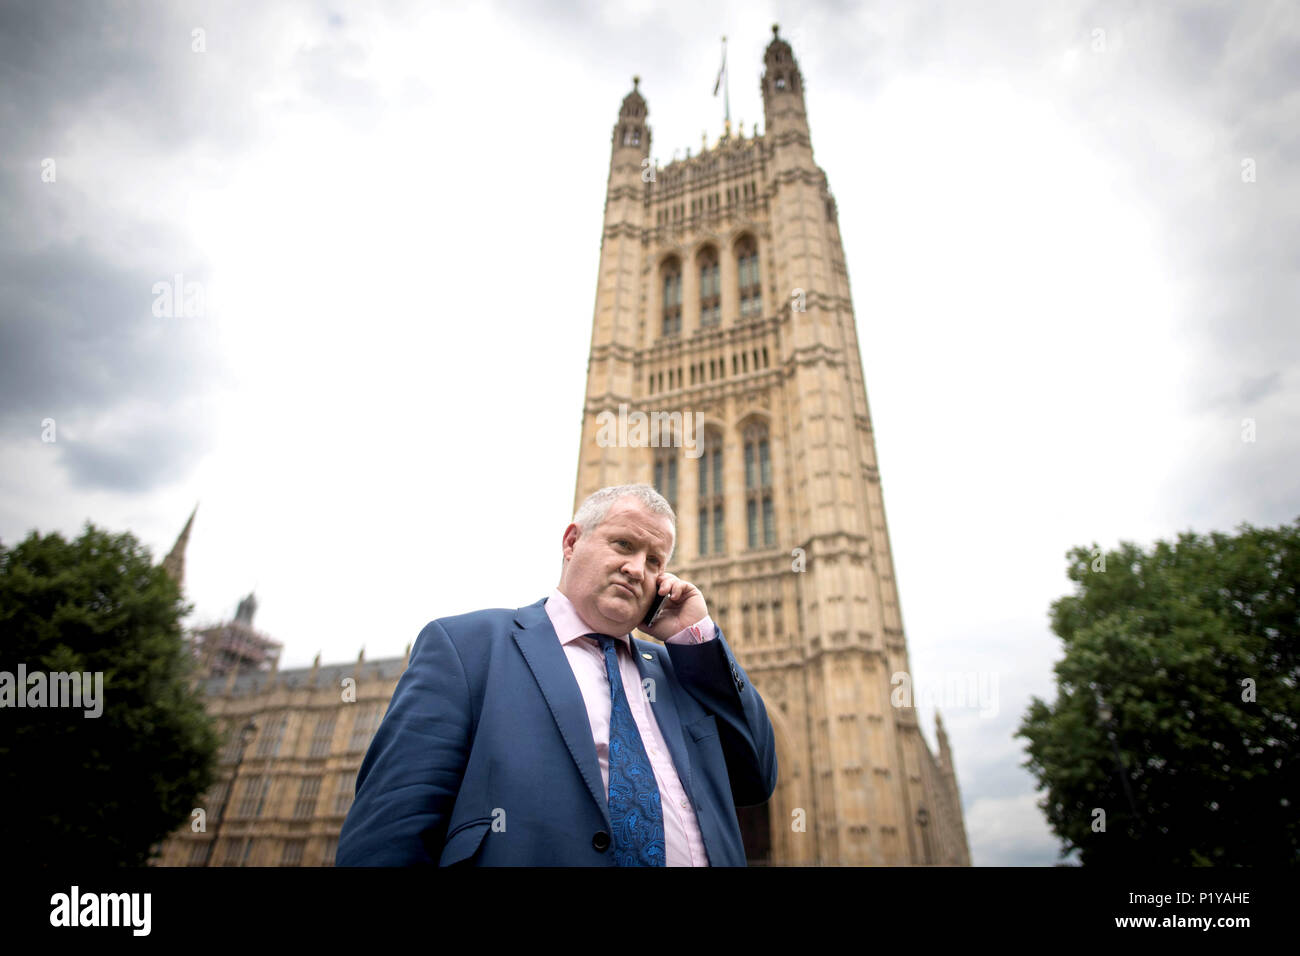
[{"left": 713, "top": 38, "right": 726, "bottom": 96}]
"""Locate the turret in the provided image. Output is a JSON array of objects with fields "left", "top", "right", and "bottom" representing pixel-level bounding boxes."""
[
  {"left": 612, "top": 75, "right": 651, "bottom": 158},
  {"left": 603, "top": 76, "right": 653, "bottom": 233},
  {"left": 761, "top": 24, "right": 810, "bottom": 143}
]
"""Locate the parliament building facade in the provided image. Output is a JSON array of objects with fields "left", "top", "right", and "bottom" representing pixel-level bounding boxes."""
[{"left": 155, "top": 27, "right": 969, "bottom": 867}]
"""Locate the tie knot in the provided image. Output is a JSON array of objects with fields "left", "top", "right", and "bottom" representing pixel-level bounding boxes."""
[{"left": 587, "top": 633, "right": 618, "bottom": 651}]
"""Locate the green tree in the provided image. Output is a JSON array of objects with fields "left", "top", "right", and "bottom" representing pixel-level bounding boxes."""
[
  {"left": 0, "top": 523, "right": 220, "bottom": 866},
  {"left": 1017, "top": 518, "right": 1299, "bottom": 866}
]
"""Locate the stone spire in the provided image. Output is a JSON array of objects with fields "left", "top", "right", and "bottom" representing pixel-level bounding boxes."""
[
  {"left": 162, "top": 503, "right": 198, "bottom": 588},
  {"left": 936, "top": 710, "right": 953, "bottom": 771},
  {"left": 235, "top": 592, "right": 258, "bottom": 626}
]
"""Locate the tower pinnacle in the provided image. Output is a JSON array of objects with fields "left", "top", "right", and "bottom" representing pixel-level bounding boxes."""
[
  {"left": 162, "top": 503, "right": 197, "bottom": 589},
  {"left": 235, "top": 592, "right": 258, "bottom": 625},
  {"left": 762, "top": 20, "right": 808, "bottom": 139},
  {"left": 612, "top": 75, "right": 650, "bottom": 157}
]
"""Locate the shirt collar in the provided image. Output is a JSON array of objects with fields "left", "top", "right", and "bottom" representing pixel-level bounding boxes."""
[{"left": 545, "top": 587, "right": 633, "bottom": 648}]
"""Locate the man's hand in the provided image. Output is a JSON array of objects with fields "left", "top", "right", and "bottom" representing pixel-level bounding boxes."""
[{"left": 641, "top": 571, "right": 708, "bottom": 641}]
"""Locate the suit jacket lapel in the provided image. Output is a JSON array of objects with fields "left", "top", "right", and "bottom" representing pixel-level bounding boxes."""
[{"left": 511, "top": 599, "right": 610, "bottom": 828}]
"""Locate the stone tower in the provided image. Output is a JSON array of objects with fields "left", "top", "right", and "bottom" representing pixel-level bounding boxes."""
[{"left": 573, "top": 26, "right": 970, "bottom": 865}]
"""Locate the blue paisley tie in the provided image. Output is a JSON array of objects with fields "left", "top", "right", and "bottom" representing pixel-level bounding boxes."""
[{"left": 589, "top": 634, "right": 665, "bottom": 866}]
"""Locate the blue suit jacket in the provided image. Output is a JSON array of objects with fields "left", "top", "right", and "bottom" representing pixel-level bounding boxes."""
[{"left": 336, "top": 596, "right": 778, "bottom": 866}]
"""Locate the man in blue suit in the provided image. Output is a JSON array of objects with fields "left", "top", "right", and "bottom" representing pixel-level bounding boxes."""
[{"left": 336, "top": 483, "right": 777, "bottom": 866}]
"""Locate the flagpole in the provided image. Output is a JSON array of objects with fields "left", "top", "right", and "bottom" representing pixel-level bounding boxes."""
[
  {"left": 717, "top": 36, "right": 728, "bottom": 136},
  {"left": 713, "top": 36, "right": 730, "bottom": 140},
  {"left": 723, "top": 35, "right": 730, "bottom": 137}
]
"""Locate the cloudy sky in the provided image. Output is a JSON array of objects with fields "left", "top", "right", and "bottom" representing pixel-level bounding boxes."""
[{"left": 2, "top": 0, "right": 1295, "bottom": 866}]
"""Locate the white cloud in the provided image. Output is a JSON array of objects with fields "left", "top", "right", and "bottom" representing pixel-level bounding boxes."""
[{"left": 966, "top": 791, "right": 1068, "bottom": 866}]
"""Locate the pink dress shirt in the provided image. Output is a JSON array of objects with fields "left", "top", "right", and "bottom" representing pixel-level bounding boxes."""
[{"left": 545, "top": 587, "right": 714, "bottom": 867}]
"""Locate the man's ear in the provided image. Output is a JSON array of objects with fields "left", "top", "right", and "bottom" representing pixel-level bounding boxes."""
[{"left": 561, "top": 522, "right": 581, "bottom": 556}]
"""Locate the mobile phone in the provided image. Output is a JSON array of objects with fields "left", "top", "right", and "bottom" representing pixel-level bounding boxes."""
[{"left": 642, "top": 586, "right": 668, "bottom": 628}]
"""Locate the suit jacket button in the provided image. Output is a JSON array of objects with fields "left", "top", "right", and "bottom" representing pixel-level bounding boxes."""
[{"left": 592, "top": 831, "right": 610, "bottom": 851}]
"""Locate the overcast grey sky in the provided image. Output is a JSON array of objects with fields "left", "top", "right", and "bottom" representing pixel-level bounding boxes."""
[{"left": 2, "top": 0, "right": 1296, "bottom": 866}]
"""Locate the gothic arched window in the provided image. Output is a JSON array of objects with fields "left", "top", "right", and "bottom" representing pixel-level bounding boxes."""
[
  {"left": 744, "top": 421, "right": 775, "bottom": 549},
  {"left": 737, "top": 236, "right": 761, "bottom": 318},
  {"left": 661, "top": 257, "right": 682, "bottom": 337},
  {"left": 698, "top": 247, "right": 720, "bottom": 327},
  {"left": 698, "top": 428, "right": 725, "bottom": 556},
  {"left": 653, "top": 443, "right": 678, "bottom": 512}
]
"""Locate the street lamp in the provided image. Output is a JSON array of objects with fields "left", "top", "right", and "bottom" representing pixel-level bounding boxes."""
[{"left": 206, "top": 718, "right": 258, "bottom": 866}]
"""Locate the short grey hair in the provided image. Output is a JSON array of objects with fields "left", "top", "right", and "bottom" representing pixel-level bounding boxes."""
[{"left": 573, "top": 484, "right": 676, "bottom": 564}]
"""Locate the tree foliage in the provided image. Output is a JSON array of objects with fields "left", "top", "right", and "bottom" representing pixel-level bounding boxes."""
[
  {"left": 0, "top": 523, "right": 220, "bottom": 866},
  {"left": 1016, "top": 518, "right": 1299, "bottom": 865}
]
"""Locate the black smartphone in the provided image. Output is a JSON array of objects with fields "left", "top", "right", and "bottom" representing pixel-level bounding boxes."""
[{"left": 642, "top": 585, "right": 668, "bottom": 628}]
